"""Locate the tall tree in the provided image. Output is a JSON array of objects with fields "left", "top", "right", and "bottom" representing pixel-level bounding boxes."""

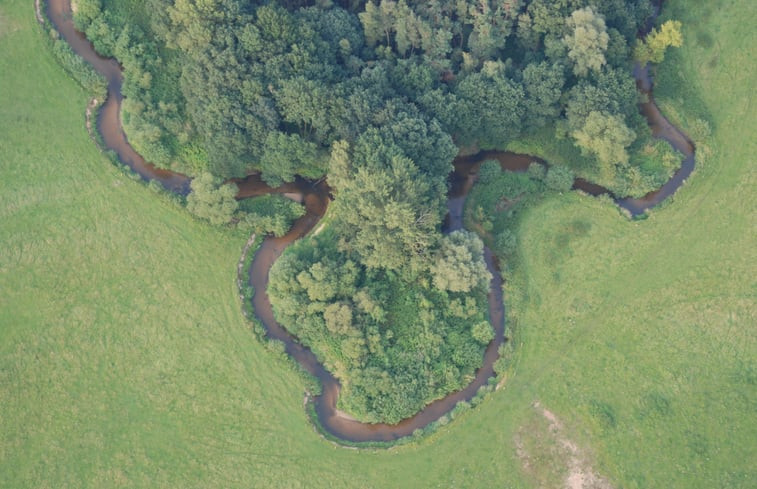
[
  {"left": 522, "top": 61, "right": 566, "bottom": 130},
  {"left": 453, "top": 62, "right": 525, "bottom": 147},
  {"left": 563, "top": 7, "right": 610, "bottom": 77},
  {"left": 572, "top": 110, "right": 636, "bottom": 176},
  {"left": 329, "top": 140, "right": 444, "bottom": 272},
  {"left": 430, "top": 231, "right": 491, "bottom": 293},
  {"left": 186, "top": 172, "right": 239, "bottom": 225},
  {"left": 259, "top": 132, "right": 327, "bottom": 186}
]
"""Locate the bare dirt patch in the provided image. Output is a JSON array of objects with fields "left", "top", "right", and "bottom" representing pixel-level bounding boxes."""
[
  {"left": 0, "top": 9, "right": 21, "bottom": 37},
  {"left": 85, "top": 98, "right": 99, "bottom": 141},
  {"left": 514, "top": 401, "right": 613, "bottom": 489},
  {"left": 334, "top": 408, "right": 359, "bottom": 422}
]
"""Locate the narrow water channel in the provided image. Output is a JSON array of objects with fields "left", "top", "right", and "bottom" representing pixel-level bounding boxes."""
[
  {"left": 44, "top": 0, "right": 694, "bottom": 443},
  {"left": 46, "top": 0, "right": 191, "bottom": 193}
]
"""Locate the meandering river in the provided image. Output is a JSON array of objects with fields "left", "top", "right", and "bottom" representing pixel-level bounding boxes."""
[{"left": 44, "top": 0, "right": 694, "bottom": 443}]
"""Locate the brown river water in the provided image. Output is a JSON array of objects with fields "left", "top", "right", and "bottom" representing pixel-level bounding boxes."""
[{"left": 44, "top": 0, "right": 694, "bottom": 442}]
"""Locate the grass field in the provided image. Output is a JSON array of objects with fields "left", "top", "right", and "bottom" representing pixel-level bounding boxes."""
[{"left": 1, "top": 0, "right": 754, "bottom": 487}]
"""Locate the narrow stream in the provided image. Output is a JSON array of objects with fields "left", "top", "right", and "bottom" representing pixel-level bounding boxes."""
[
  {"left": 46, "top": 0, "right": 191, "bottom": 193},
  {"left": 44, "top": 0, "right": 694, "bottom": 443}
]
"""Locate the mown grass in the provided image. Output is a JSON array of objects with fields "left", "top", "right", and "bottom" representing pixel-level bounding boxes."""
[{"left": 0, "top": 0, "right": 754, "bottom": 487}]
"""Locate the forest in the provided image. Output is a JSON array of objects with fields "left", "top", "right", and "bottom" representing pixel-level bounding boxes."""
[{"left": 71, "top": 0, "right": 683, "bottom": 423}]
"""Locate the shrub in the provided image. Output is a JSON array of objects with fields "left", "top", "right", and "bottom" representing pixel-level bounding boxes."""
[
  {"left": 50, "top": 36, "right": 107, "bottom": 99},
  {"left": 545, "top": 165, "right": 576, "bottom": 192},
  {"left": 494, "top": 229, "right": 517, "bottom": 258},
  {"left": 472, "top": 321, "right": 494, "bottom": 344},
  {"left": 186, "top": 172, "right": 239, "bottom": 225},
  {"left": 527, "top": 162, "right": 546, "bottom": 181}
]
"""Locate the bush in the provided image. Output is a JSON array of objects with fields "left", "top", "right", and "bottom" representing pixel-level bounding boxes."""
[
  {"left": 147, "top": 179, "right": 164, "bottom": 193},
  {"left": 478, "top": 160, "right": 502, "bottom": 182},
  {"left": 238, "top": 194, "right": 305, "bottom": 237},
  {"left": 451, "top": 400, "right": 471, "bottom": 418},
  {"left": 494, "top": 229, "right": 517, "bottom": 258},
  {"left": 49, "top": 36, "right": 107, "bottom": 99},
  {"left": 472, "top": 321, "right": 494, "bottom": 344},
  {"left": 265, "top": 338, "right": 287, "bottom": 358},
  {"left": 688, "top": 118, "right": 711, "bottom": 142},
  {"left": 493, "top": 343, "right": 513, "bottom": 376},
  {"left": 545, "top": 165, "right": 575, "bottom": 192},
  {"left": 186, "top": 173, "right": 239, "bottom": 225},
  {"left": 527, "top": 162, "right": 546, "bottom": 181}
]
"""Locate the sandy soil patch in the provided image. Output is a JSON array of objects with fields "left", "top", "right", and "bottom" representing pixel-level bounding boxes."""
[
  {"left": 282, "top": 192, "right": 304, "bottom": 203},
  {"left": 334, "top": 409, "right": 359, "bottom": 422},
  {"left": 1, "top": 9, "right": 21, "bottom": 37},
  {"left": 515, "top": 401, "right": 613, "bottom": 489}
]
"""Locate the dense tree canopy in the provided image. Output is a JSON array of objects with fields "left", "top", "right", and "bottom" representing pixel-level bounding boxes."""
[
  {"left": 268, "top": 229, "right": 492, "bottom": 423},
  {"left": 76, "top": 0, "right": 682, "bottom": 423},
  {"left": 75, "top": 0, "right": 671, "bottom": 195}
]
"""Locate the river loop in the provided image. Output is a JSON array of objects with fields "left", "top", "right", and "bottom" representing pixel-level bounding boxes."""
[{"left": 44, "top": 0, "right": 694, "bottom": 443}]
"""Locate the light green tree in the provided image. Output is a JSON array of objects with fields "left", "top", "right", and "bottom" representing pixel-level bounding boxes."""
[
  {"left": 430, "top": 230, "right": 491, "bottom": 293},
  {"left": 186, "top": 172, "right": 238, "bottom": 225},
  {"left": 471, "top": 321, "right": 494, "bottom": 345},
  {"left": 324, "top": 302, "right": 354, "bottom": 335},
  {"left": 572, "top": 111, "right": 636, "bottom": 174},
  {"left": 563, "top": 7, "right": 609, "bottom": 77},
  {"left": 634, "top": 20, "right": 683, "bottom": 65}
]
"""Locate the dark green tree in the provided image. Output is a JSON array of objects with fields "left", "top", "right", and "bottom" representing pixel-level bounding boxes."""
[
  {"left": 453, "top": 62, "right": 525, "bottom": 147},
  {"left": 259, "top": 132, "right": 328, "bottom": 186}
]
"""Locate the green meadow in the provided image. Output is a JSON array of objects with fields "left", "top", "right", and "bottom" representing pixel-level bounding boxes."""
[{"left": 0, "top": 0, "right": 754, "bottom": 487}]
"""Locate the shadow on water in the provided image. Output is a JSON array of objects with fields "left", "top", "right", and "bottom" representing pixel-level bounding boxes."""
[{"left": 45, "top": 0, "right": 694, "bottom": 443}]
